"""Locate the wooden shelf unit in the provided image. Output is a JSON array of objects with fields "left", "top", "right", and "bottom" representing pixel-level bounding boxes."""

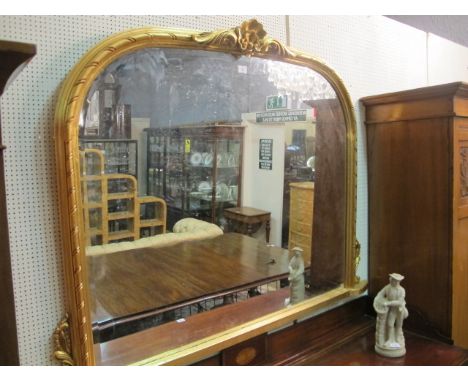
[{"left": 80, "top": 149, "right": 166, "bottom": 246}]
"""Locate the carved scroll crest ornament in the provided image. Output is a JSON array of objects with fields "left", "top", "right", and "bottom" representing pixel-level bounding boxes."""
[
  {"left": 193, "top": 19, "right": 295, "bottom": 57},
  {"left": 53, "top": 313, "right": 74, "bottom": 366}
]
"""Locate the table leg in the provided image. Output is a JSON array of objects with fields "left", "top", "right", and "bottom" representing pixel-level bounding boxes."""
[
  {"left": 247, "top": 223, "right": 253, "bottom": 236},
  {"left": 248, "top": 288, "right": 261, "bottom": 297},
  {"left": 225, "top": 218, "right": 232, "bottom": 233},
  {"left": 265, "top": 219, "right": 270, "bottom": 243}
]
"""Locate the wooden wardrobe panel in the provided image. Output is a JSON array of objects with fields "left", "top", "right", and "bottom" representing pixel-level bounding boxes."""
[
  {"left": 452, "top": 118, "right": 468, "bottom": 348},
  {"left": 452, "top": 217, "right": 468, "bottom": 346},
  {"left": 367, "top": 118, "right": 452, "bottom": 339}
]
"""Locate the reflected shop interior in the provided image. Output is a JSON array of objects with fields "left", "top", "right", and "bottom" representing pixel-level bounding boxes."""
[{"left": 78, "top": 47, "right": 346, "bottom": 344}]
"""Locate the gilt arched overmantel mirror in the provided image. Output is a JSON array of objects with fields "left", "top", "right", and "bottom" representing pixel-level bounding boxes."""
[{"left": 54, "top": 20, "right": 365, "bottom": 366}]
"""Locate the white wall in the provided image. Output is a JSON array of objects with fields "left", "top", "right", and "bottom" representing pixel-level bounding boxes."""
[
  {"left": 242, "top": 112, "right": 285, "bottom": 246},
  {"left": 242, "top": 111, "right": 315, "bottom": 247},
  {"left": 428, "top": 33, "right": 468, "bottom": 84},
  {"left": 0, "top": 15, "right": 467, "bottom": 365}
]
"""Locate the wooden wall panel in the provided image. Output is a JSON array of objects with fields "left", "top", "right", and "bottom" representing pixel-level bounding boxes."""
[
  {"left": 452, "top": 119, "right": 468, "bottom": 348},
  {"left": 309, "top": 99, "right": 346, "bottom": 290},
  {"left": 367, "top": 117, "right": 452, "bottom": 339}
]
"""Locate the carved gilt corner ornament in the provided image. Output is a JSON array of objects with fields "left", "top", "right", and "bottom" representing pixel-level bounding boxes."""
[
  {"left": 193, "top": 19, "right": 295, "bottom": 58},
  {"left": 53, "top": 313, "right": 74, "bottom": 366}
]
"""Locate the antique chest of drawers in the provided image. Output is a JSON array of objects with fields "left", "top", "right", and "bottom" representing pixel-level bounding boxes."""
[{"left": 288, "top": 182, "right": 314, "bottom": 259}]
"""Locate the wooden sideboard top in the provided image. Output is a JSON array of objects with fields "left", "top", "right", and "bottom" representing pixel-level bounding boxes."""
[
  {"left": 361, "top": 81, "right": 468, "bottom": 106},
  {"left": 361, "top": 82, "right": 468, "bottom": 122},
  {"left": 302, "top": 325, "right": 468, "bottom": 366}
]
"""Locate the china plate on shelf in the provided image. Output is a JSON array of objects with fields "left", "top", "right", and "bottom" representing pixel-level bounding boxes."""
[
  {"left": 227, "top": 153, "right": 236, "bottom": 167},
  {"left": 217, "top": 153, "right": 224, "bottom": 166},
  {"left": 216, "top": 182, "right": 229, "bottom": 200},
  {"left": 190, "top": 152, "right": 202, "bottom": 166},
  {"left": 229, "top": 185, "right": 238, "bottom": 200},
  {"left": 198, "top": 181, "right": 211, "bottom": 193},
  {"left": 190, "top": 191, "right": 204, "bottom": 198},
  {"left": 204, "top": 153, "right": 213, "bottom": 166}
]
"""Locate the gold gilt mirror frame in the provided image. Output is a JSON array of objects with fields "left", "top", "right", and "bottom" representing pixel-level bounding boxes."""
[{"left": 54, "top": 19, "right": 365, "bottom": 366}]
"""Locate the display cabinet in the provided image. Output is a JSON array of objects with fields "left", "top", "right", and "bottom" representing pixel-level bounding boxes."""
[
  {"left": 146, "top": 123, "right": 244, "bottom": 228},
  {"left": 80, "top": 149, "right": 166, "bottom": 246},
  {"left": 80, "top": 139, "right": 137, "bottom": 178}
]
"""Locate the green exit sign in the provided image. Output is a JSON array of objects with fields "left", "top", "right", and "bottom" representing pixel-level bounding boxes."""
[{"left": 266, "top": 95, "right": 288, "bottom": 110}]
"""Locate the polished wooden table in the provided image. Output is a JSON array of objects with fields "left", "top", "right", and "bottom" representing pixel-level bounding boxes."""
[
  {"left": 88, "top": 233, "right": 300, "bottom": 340},
  {"left": 224, "top": 207, "right": 271, "bottom": 243}
]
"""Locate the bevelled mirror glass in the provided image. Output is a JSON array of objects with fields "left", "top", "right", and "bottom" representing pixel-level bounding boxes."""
[{"left": 54, "top": 20, "right": 362, "bottom": 366}]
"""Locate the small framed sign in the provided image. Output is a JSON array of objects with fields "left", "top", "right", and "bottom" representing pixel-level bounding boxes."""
[
  {"left": 266, "top": 94, "right": 288, "bottom": 110},
  {"left": 259, "top": 139, "right": 273, "bottom": 170}
]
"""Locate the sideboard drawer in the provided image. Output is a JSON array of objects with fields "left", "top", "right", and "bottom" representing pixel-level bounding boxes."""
[{"left": 222, "top": 334, "right": 267, "bottom": 365}]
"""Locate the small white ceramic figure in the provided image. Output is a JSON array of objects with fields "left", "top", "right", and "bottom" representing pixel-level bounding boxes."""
[
  {"left": 284, "top": 247, "right": 305, "bottom": 306},
  {"left": 373, "top": 273, "right": 409, "bottom": 357}
]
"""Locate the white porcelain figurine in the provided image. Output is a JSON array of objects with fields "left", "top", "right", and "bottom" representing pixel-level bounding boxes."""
[
  {"left": 285, "top": 247, "right": 305, "bottom": 306},
  {"left": 373, "top": 273, "right": 409, "bottom": 357}
]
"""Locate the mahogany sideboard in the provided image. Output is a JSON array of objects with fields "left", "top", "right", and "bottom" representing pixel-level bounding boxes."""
[
  {"left": 194, "top": 296, "right": 468, "bottom": 366},
  {"left": 362, "top": 82, "right": 468, "bottom": 348},
  {"left": 95, "top": 293, "right": 468, "bottom": 366}
]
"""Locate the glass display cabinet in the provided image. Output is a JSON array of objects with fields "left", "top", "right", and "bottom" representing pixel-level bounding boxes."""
[
  {"left": 146, "top": 123, "right": 244, "bottom": 228},
  {"left": 80, "top": 139, "right": 138, "bottom": 178}
]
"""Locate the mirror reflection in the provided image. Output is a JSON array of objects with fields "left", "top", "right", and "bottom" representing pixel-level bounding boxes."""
[{"left": 78, "top": 48, "right": 345, "bottom": 344}]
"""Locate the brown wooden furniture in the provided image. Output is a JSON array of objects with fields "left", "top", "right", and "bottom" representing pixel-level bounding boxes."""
[
  {"left": 223, "top": 206, "right": 271, "bottom": 243},
  {"left": 88, "top": 233, "right": 306, "bottom": 342},
  {"left": 0, "top": 40, "right": 36, "bottom": 365},
  {"left": 362, "top": 82, "right": 468, "bottom": 348},
  {"left": 94, "top": 296, "right": 468, "bottom": 366},
  {"left": 80, "top": 148, "right": 166, "bottom": 246},
  {"left": 288, "top": 182, "right": 314, "bottom": 257}
]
